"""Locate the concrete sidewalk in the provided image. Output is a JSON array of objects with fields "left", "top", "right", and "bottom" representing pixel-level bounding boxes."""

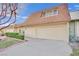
[{"left": 0, "top": 39, "right": 72, "bottom": 56}]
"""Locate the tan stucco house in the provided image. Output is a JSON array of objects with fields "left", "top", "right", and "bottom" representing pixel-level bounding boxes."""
[
  {"left": 13, "top": 3, "right": 79, "bottom": 43},
  {"left": 15, "top": 4, "right": 70, "bottom": 42}
]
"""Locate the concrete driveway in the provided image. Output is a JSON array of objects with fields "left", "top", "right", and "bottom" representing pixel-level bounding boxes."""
[{"left": 0, "top": 39, "right": 72, "bottom": 56}]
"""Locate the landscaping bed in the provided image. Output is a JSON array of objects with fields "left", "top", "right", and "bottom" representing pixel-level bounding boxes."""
[
  {"left": 0, "top": 32, "right": 25, "bottom": 49},
  {"left": 5, "top": 32, "right": 24, "bottom": 40},
  {"left": 0, "top": 37, "right": 23, "bottom": 48}
]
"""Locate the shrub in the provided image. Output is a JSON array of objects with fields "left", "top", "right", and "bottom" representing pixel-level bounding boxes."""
[
  {"left": 16, "top": 35, "right": 24, "bottom": 40},
  {"left": 5, "top": 32, "right": 24, "bottom": 40}
]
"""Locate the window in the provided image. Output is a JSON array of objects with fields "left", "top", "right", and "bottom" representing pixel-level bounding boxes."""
[
  {"left": 45, "top": 12, "right": 51, "bottom": 17},
  {"left": 52, "top": 10, "right": 59, "bottom": 15},
  {"left": 42, "top": 10, "right": 59, "bottom": 17}
]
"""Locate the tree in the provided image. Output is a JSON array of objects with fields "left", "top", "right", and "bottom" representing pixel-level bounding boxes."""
[{"left": 0, "top": 3, "right": 17, "bottom": 31}]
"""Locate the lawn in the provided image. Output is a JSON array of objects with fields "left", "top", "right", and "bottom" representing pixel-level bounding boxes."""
[
  {"left": 0, "top": 37, "right": 23, "bottom": 48},
  {"left": 71, "top": 49, "right": 79, "bottom": 56}
]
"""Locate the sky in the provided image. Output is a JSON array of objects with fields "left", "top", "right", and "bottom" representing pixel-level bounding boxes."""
[{"left": 7, "top": 3, "right": 79, "bottom": 24}]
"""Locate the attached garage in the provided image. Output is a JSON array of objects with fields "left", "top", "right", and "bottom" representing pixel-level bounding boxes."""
[{"left": 25, "top": 22, "right": 69, "bottom": 42}]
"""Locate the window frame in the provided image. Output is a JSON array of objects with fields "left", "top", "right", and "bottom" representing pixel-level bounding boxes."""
[{"left": 41, "top": 9, "right": 59, "bottom": 18}]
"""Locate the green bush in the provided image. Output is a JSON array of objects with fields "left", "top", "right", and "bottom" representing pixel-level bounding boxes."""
[
  {"left": 5, "top": 32, "right": 18, "bottom": 37},
  {"left": 14, "top": 35, "right": 24, "bottom": 40},
  {"left": 71, "top": 49, "right": 79, "bottom": 56},
  {"left": 5, "top": 32, "right": 24, "bottom": 40}
]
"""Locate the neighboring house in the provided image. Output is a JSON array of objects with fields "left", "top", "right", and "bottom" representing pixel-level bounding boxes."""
[
  {"left": 69, "top": 11, "right": 79, "bottom": 42},
  {"left": 2, "top": 24, "right": 15, "bottom": 33},
  {"left": 15, "top": 4, "right": 71, "bottom": 42}
]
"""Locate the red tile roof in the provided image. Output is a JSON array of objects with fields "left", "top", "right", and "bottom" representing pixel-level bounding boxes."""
[{"left": 15, "top": 3, "right": 70, "bottom": 28}]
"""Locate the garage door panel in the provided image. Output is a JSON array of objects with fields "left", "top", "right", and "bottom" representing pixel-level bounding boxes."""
[
  {"left": 36, "top": 24, "right": 68, "bottom": 40},
  {"left": 25, "top": 23, "right": 68, "bottom": 41}
]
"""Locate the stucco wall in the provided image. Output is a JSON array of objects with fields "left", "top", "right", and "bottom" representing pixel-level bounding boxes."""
[
  {"left": 14, "top": 27, "right": 26, "bottom": 34},
  {"left": 25, "top": 27, "right": 36, "bottom": 38},
  {"left": 25, "top": 22, "right": 69, "bottom": 42},
  {"left": 2, "top": 28, "right": 15, "bottom": 33}
]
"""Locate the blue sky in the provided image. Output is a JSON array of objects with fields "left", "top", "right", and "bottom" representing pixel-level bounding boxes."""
[{"left": 16, "top": 3, "right": 79, "bottom": 24}]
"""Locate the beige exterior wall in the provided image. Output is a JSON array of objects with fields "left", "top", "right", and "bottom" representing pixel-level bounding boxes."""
[
  {"left": 2, "top": 28, "right": 15, "bottom": 33},
  {"left": 25, "top": 22, "right": 69, "bottom": 42},
  {"left": 25, "top": 27, "right": 36, "bottom": 38},
  {"left": 14, "top": 27, "right": 26, "bottom": 35},
  {"left": 14, "top": 28, "right": 20, "bottom": 33}
]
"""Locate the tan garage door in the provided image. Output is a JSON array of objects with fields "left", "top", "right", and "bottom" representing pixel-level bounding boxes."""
[
  {"left": 36, "top": 23, "right": 68, "bottom": 41},
  {"left": 25, "top": 23, "right": 69, "bottom": 41}
]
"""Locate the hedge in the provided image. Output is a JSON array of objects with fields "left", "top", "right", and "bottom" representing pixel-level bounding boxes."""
[{"left": 5, "top": 32, "right": 24, "bottom": 40}]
